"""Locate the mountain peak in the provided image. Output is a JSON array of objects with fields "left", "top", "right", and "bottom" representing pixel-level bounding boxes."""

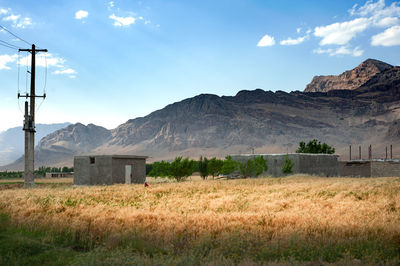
[{"left": 304, "top": 59, "right": 393, "bottom": 93}]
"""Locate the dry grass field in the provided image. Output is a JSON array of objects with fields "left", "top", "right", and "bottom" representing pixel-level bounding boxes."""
[{"left": 0, "top": 175, "right": 399, "bottom": 264}]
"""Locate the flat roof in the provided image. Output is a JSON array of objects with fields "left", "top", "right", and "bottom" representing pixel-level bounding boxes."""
[{"left": 74, "top": 155, "right": 148, "bottom": 159}]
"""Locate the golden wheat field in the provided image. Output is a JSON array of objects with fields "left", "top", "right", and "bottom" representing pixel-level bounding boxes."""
[{"left": 1, "top": 175, "right": 400, "bottom": 264}]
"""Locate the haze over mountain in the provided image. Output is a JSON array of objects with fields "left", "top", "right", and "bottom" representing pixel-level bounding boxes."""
[
  {"left": 0, "top": 123, "right": 71, "bottom": 167},
  {"left": 2, "top": 59, "right": 400, "bottom": 170}
]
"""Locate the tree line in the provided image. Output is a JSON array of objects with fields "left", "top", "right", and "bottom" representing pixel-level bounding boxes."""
[{"left": 0, "top": 166, "right": 74, "bottom": 179}]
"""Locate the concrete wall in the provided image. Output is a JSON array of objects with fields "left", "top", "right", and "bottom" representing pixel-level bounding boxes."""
[
  {"left": 112, "top": 157, "right": 146, "bottom": 184},
  {"left": 231, "top": 153, "right": 338, "bottom": 177},
  {"left": 338, "top": 161, "right": 371, "bottom": 177},
  {"left": 371, "top": 161, "right": 400, "bottom": 177},
  {"left": 74, "top": 155, "right": 146, "bottom": 185},
  {"left": 339, "top": 160, "right": 400, "bottom": 177}
]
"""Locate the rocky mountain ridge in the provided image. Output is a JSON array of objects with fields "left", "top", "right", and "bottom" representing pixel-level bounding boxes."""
[
  {"left": 2, "top": 59, "right": 400, "bottom": 169},
  {"left": 304, "top": 59, "right": 393, "bottom": 93}
]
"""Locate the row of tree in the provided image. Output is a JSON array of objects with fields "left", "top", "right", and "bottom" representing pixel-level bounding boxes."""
[
  {"left": 0, "top": 166, "right": 74, "bottom": 179},
  {"left": 147, "top": 155, "right": 274, "bottom": 181}
]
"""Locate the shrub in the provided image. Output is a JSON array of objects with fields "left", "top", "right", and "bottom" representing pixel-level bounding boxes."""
[
  {"left": 282, "top": 154, "right": 294, "bottom": 174},
  {"left": 221, "top": 156, "right": 239, "bottom": 176},
  {"left": 239, "top": 156, "right": 268, "bottom": 178}
]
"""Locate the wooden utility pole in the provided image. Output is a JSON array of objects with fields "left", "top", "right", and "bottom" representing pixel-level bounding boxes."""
[{"left": 18, "top": 44, "right": 47, "bottom": 188}]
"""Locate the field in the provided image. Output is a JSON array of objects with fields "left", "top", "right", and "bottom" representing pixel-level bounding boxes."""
[{"left": 0, "top": 175, "right": 399, "bottom": 265}]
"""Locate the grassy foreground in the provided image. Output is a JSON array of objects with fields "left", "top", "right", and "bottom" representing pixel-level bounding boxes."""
[{"left": 0, "top": 175, "right": 399, "bottom": 265}]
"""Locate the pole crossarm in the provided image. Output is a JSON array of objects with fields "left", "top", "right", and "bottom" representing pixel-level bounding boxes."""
[{"left": 19, "top": 48, "right": 48, "bottom": 52}]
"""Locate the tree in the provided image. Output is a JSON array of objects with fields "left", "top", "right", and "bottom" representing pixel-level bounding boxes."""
[
  {"left": 198, "top": 156, "right": 209, "bottom": 180},
  {"left": 239, "top": 156, "right": 268, "bottom": 178},
  {"left": 281, "top": 154, "right": 294, "bottom": 174},
  {"left": 207, "top": 157, "right": 224, "bottom": 179},
  {"left": 169, "top": 157, "right": 196, "bottom": 182},
  {"left": 253, "top": 156, "right": 268, "bottom": 176},
  {"left": 221, "top": 156, "right": 239, "bottom": 175},
  {"left": 296, "top": 139, "right": 335, "bottom": 154},
  {"left": 148, "top": 160, "right": 170, "bottom": 178}
]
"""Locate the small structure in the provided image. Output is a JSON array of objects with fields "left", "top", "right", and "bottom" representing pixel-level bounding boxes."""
[
  {"left": 45, "top": 172, "right": 74, "bottom": 178},
  {"left": 231, "top": 153, "right": 339, "bottom": 177},
  {"left": 339, "top": 160, "right": 400, "bottom": 177},
  {"left": 74, "top": 155, "right": 147, "bottom": 185}
]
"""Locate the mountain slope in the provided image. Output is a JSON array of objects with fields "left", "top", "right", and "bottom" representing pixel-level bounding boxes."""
[
  {"left": 3, "top": 59, "right": 400, "bottom": 169},
  {"left": 0, "top": 123, "right": 71, "bottom": 166},
  {"left": 304, "top": 59, "right": 393, "bottom": 92}
]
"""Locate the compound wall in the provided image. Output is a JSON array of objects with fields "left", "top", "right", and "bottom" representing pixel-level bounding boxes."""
[{"left": 231, "top": 153, "right": 339, "bottom": 177}]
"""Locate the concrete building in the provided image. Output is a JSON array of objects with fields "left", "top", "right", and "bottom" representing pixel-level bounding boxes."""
[
  {"left": 231, "top": 153, "right": 339, "bottom": 177},
  {"left": 74, "top": 155, "right": 147, "bottom": 185},
  {"left": 45, "top": 172, "right": 73, "bottom": 178},
  {"left": 339, "top": 160, "right": 400, "bottom": 177}
]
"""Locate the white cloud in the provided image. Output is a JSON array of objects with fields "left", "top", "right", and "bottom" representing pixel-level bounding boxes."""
[
  {"left": 296, "top": 27, "right": 301, "bottom": 33},
  {"left": 314, "top": 46, "right": 364, "bottom": 57},
  {"left": 19, "top": 53, "right": 66, "bottom": 68},
  {"left": 280, "top": 35, "right": 308, "bottom": 45},
  {"left": 0, "top": 9, "right": 32, "bottom": 28},
  {"left": 75, "top": 10, "right": 88, "bottom": 20},
  {"left": 375, "top": 16, "right": 399, "bottom": 27},
  {"left": 53, "top": 68, "right": 76, "bottom": 75},
  {"left": 257, "top": 34, "right": 275, "bottom": 47},
  {"left": 3, "top": 14, "right": 19, "bottom": 23},
  {"left": 53, "top": 68, "right": 77, "bottom": 78},
  {"left": 371, "top": 25, "right": 400, "bottom": 46},
  {"left": 0, "top": 54, "right": 17, "bottom": 70},
  {"left": 108, "top": 1, "right": 114, "bottom": 10},
  {"left": 109, "top": 13, "right": 135, "bottom": 27},
  {"left": 314, "top": 17, "right": 370, "bottom": 45}
]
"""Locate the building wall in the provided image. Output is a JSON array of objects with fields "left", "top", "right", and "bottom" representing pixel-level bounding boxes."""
[
  {"left": 112, "top": 158, "right": 146, "bottom": 184},
  {"left": 74, "top": 156, "right": 113, "bottom": 185},
  {"left": 338, "top": 161, "right": 371, "bottom": 177},
  {"left": 231, "top": 154, "right": 338, "bottom": 177},
  {"left": 371, "top": 161, "right": 400, "bottom": 177}
]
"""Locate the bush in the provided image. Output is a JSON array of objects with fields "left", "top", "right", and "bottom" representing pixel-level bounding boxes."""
[
  {"left": 239, "top": 156, "right": 268, "bottom": 178},
  {"left": 148, "top": 161, "right": 170, "bottom": 178},
  {"left": 221, "top": 156, "right": 239, "bottom": 176},
  {"left": 282, "top": 154, "right": 294, "bottom": 174},
  {"left": 296, "top": 139, "right": 335, "bottom": 154}
]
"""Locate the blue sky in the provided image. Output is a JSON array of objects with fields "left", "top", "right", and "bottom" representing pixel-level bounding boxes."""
[{"left": 0, "top": 0, "right": 400, "bottom": 131}]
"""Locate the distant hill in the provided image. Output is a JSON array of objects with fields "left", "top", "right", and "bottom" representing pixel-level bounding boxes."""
[
  {"left": 3, "top": 59, "right": 400, "bottom": 170},
  {"left": 0, "top": 123, "right": 71, "bottom": 167},
  {"left": 304, "top": 59, "right": 393, "bottom": 92}
]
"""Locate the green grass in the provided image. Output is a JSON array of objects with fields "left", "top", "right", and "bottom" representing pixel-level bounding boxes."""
[{"left": 1, "top": 211, "right": 399, "bottom": 265}]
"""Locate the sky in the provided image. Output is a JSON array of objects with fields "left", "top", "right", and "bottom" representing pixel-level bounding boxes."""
[{"left": 0, "top": 0, "right": 400, "bottom": 132}]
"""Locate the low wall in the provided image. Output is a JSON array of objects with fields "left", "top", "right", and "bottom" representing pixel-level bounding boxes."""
[
  {"left": 339, "top": 160, "right": 400, "bottom": 177},
  {"left": 339, "top": 161, "right": 371, "bottom": 177},
  {"left": 231, "top": 154, "right": 338, "bottom": 177}
]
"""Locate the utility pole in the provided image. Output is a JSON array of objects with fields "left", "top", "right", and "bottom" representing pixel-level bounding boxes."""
[{"left": 18, "top": 44, "right": 47, "bottom": 188}]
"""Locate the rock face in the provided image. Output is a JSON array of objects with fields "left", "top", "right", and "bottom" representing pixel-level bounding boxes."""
[
  {"left": 2, "top": 59, "right": 400, "bottom": 169},
  {"left": 304, "top": 59, "right": 393, "bottom": 92}
]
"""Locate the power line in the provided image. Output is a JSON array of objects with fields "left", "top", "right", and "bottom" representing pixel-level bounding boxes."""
[
  {"left": 0, "top": 39, "right": 21, "bottom": 49},
  {"left": 0, "top": 24, "right": 32, "bottom": 46},
  {"left": 0, "top": 40, "right": 19, "bottom": 50}
]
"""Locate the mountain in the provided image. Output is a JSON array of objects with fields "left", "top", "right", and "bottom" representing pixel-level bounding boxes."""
[
  {"left": 304, "top": 59, "right": 393, "bottom": 92},
  {"left": 0, "top": 123, "right": 71, "bottom": 166},
  {"left": 2, "top": 59, "right": 400, "bottom": 169}
]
